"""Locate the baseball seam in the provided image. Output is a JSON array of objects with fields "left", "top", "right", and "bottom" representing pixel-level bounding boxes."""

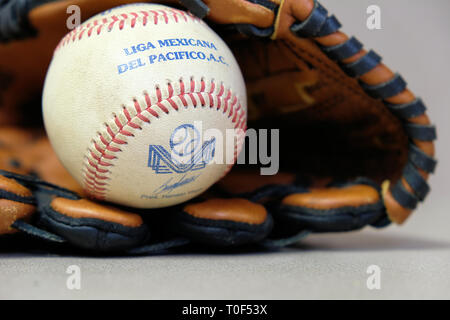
[
  {"left": 82, "top": 78, "right": 247, "bottom": 200},
  {"left": 55, "top": 7, "right": 200, "bottom": 51}
]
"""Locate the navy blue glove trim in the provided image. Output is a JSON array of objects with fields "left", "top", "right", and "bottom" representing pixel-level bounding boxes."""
[
  {"left": 172, "top": 210, "right": 274, "bottom": 247},
  {"left": 0, "top": 0, "right": 55, "bottom": 42},
  {"left": 290, "top": 0, "right": 328, "bottom": 37},
  {"left": 409, "top": 143, "right": 437, "bottom": 173},
  {"left": 1, "top": 0, "right": 34, "bottom": 42},
  {"left": 315, "top": 15, "right": 341, "bottom": 37},
  {"left": 371, "top": 215, "right": 392, "bottom": 228},
  {"left": 402, "top": 162, "right": 430, "bottom": 201},
  {"left": 236, "top": 24, "right": 274, "bottom": 38},
  {"left": 391, "top": 180, "right": 418, "bottom": 210},
  {"left": 11, "top": 219, "right": 66, "bottom": 243},
  {"left": 404, "top": 123, "right": 437, "bottom": 141},
  {"left": 321, "top": 37, "right": 363, "bottom": 61},
  {"left": 342, "top": 50, "right": 382, "bottom": 77},
  {"left": 0, "top": 188, "right": 35, "bottom": 205},
  {"left": 178, "top": 0, "right": 209, "bottom": 19},
  {"left": 360, "top": 74, "right": 407, "bottom": 99},
  {"left": 277, "top": 201, "right": 385, "bottom": 232},
  {"left": 126, "top": 238, "right": 191, "bottom": 255},
  {"left": 260, "top": 230, "right": 311, "bottom": 248},
  {"left": 386, "top": 98, "right": 427, "bottom": 119}
]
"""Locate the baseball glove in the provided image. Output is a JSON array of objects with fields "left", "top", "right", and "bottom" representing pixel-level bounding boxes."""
[{"left": 0, "top": 0, "right": 437, "bottom": 254}]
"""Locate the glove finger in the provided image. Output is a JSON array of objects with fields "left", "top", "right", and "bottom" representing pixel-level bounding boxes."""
[
  {"left": 201, "top": 0, "right": 277, "bottom": 27},
  {"left": 0, "top": 175, "right": 35, "bottom": 235},
  {"left": 37, "top": 196, "right": 150, "bottom": 252},
  {"left": 219, "top": 170, "right": 386, "bottom": 235},
  {"left": 1, "top": 170, "right": 167, "bottom": 254},
  {"left": 173, "top": 198, "right": 273, "bottom": 246},
  {"left": 276, "top": 179, "right": 386, "bottom": 233}
]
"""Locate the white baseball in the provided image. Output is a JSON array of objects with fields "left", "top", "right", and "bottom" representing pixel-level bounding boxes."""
[{"left": 43, "top": 4, "right": 247, "bottom": 208}]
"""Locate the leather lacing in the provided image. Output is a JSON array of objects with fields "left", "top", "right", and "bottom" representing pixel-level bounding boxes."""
[{"left": 236, "top": 0, "right": 437, "bottom": 224}]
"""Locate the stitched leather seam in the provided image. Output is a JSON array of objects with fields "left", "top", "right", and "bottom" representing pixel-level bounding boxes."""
[
  {"left": 82, "top": 78, "right": 247, "bottom": 199},
  {"left": 282, "top": 39, "right": 369, "bottom": 100}
]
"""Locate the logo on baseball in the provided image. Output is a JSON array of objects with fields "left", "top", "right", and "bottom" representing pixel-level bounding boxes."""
[{"left": 43, "top": 4, "right": 247, "bottom": 208}]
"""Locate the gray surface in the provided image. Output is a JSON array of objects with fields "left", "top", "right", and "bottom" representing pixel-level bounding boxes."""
[
  {"left": 1, "top": 0, "right": 449, "bottom": 299},
  {"left": 2, "top": 230, "right": 450, "bottom": 299}
]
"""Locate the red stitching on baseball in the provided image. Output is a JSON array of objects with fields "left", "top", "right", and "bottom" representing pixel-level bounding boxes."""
[
  {"left": 55, "top": 7, "right": 200, "bottom": 51},
  {"left": 200, "top": 79, "right": 206, "bottom": 92},
  {"left": 130, "top": 12, "right": 138, "bottom": 28},
  {"left": 82, "top": 78, "right": 246, "bottom": 200}
]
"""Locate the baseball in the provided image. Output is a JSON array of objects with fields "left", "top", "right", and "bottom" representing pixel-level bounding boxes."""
[{"left": 43, "top": 4, "right": 247, "bottom": 208}]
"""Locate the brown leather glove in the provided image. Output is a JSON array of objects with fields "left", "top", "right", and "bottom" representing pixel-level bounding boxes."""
[{"left": 0, "top": 0, "right": 437, "bottom": 254}]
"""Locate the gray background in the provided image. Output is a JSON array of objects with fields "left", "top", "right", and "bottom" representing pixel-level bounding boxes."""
[{"left": 1, "top": 0, "right": 449, "bottom": 299}]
